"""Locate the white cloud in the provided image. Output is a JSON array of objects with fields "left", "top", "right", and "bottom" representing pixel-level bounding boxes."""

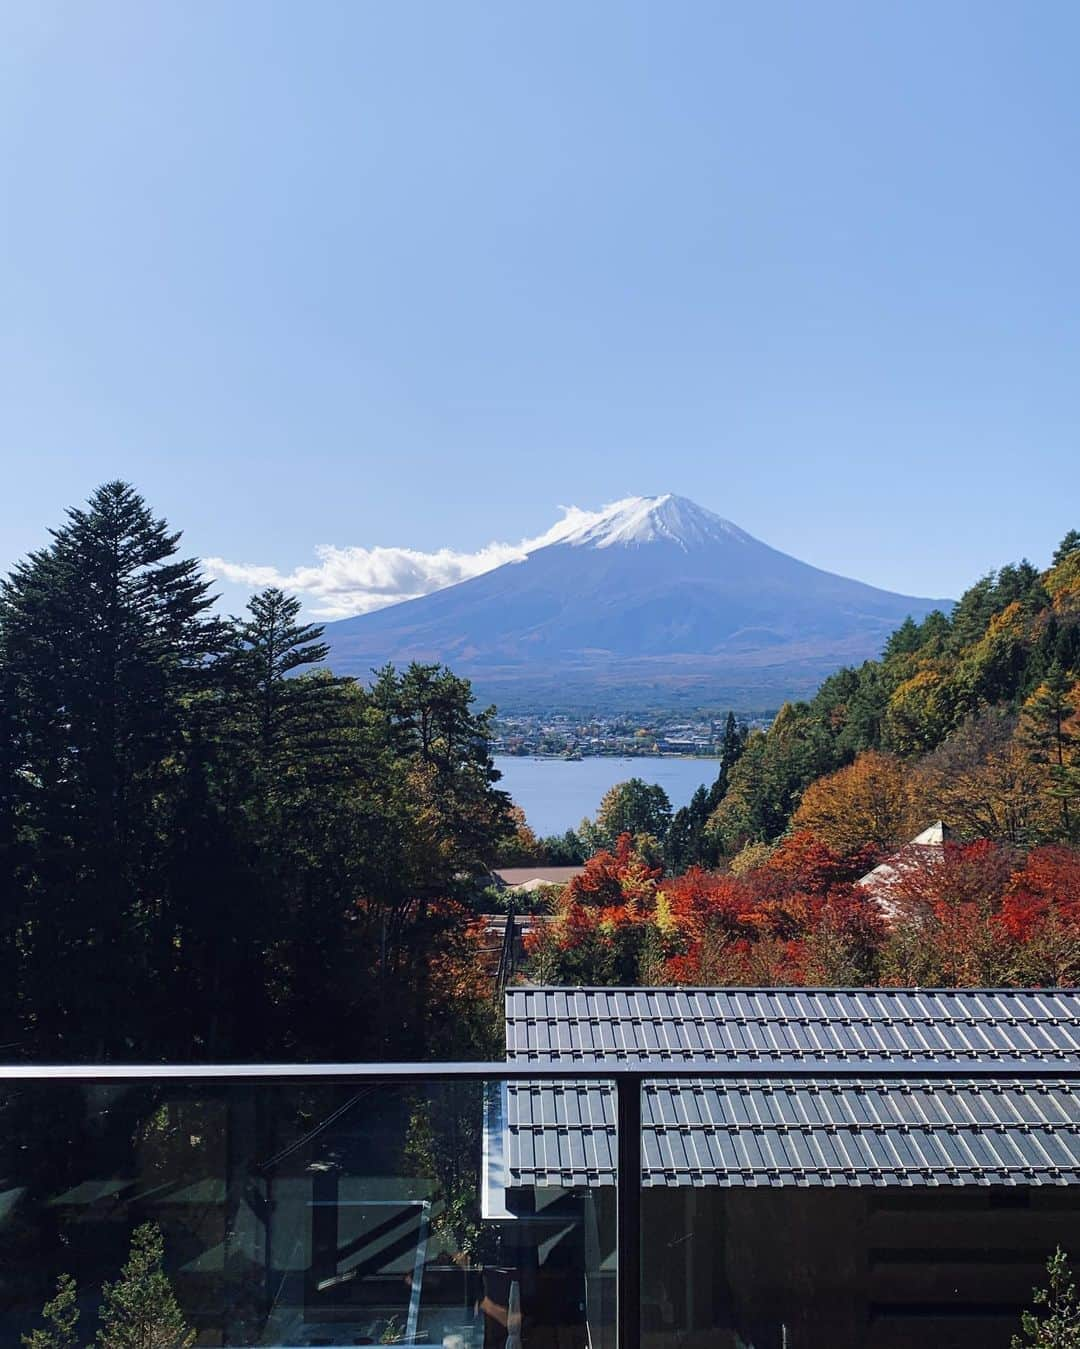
[{"left": 204, "top": 503, "right": 607, "bottom": 620}]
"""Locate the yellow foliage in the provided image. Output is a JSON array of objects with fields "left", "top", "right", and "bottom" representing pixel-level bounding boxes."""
[
  {"left": 792, "top": 750, "right": 919, "bottom": 852},
  {"left": 910, "top": 724, "right": 1044, "bottom": 845},
  {"left": 728, "top": 840, "right": 777, "bottom": 875},
  {"left": 885, "top": 666, "right": 951, "bottom": 754},
  {"left": 1046, "top": 550, "right": 1080, "bottom": 615},
  {"left": 653, "top": 889, "right": 678, "bottom": 935},
  {"left": 985, "top": 600, "right": 1028, "bottom": 639}
]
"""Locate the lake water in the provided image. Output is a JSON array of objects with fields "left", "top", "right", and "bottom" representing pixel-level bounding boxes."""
[{"left": 493, "top": 754, "right": 722, "bottom": 836}]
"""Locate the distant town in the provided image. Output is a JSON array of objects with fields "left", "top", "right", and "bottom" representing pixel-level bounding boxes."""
[{"left": 491, "top": 710, "right": 773, "bottom": 758}]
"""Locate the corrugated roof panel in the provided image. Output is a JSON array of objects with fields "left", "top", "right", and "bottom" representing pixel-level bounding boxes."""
[
  {"left": 500, "top": 988, "right": 1080, "bottom": 1187},
  {"left": 503, "top": 1078, "right": 1080, "bottom": 1189},
  {"left": 505, "top": 987, "right": 1080, "bottom": 1063}
]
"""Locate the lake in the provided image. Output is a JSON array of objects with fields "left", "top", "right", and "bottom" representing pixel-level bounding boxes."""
[{"left": 493, "top": 754, "right": 722, "bottom": 836}]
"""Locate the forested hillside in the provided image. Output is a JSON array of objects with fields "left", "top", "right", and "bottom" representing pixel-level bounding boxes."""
[
  {"left": 708, "top": 532, "right": 1080, "bottom": 854},
  {"left": 0, "top": 483, "right": 512, "bottom": 1063}
]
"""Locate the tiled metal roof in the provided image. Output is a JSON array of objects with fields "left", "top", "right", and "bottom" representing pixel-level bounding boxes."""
[
  {"left": 504, "top": 1079, "right": 1080, "bottom": 1188},
  {"left": 505, "top": 987, "right": 1080, "bottom": 1062},
  {"left": 500, "top": 988, "right": 1080, "bottom": 1188}
]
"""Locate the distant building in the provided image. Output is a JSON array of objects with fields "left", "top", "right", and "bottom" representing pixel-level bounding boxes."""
[
  {"left": 492, "top": 865, "right": 585, "bottom": 893},
  {"left": 856, "top": 820, "right": 949, "bottom": 916}
]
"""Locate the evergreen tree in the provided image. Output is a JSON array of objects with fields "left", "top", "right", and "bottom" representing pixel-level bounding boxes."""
[
  {"left": 21, "top": 1273, "right": 79, "bottom": 1349},
  {"left": 370, "top": 663, "right": 512, "bottom": 888},
  {"left": 712, "top": 710, "right": 748, "bottom": 805},
  {"left": 659, "top": 716, "right": 744, "bottom": 871},
  {"left": 667, "top": 785, "right": 712, "bottom": 871},
  {"left": 883, "top": 616, "right": 922, "bottom": 658},
  {"left": 97, "top": 1223, "right": 194, "bottom": 1349},
  {"left": 0, "top": 484, "right": 521, "bottom": 1067},
  {"left": 1053, "top": 530, "right": 1080, "bottom": 566},
  {"left": 539, "top": 829, "right": 586, "bottom": 865},
  {"left": 915, "top": 609, "right": 952, "bottom": 652},
  {"left": 1022, "top": 663, "right": 1080, "bottom": 841},
  {"left": 0, "top": 482, "right": 228, "bottom": 1057},
  {"left": 235, "top": 587, "right": 348, "bottom": 777},
  {"left": 0, "top": 657, "right": 22, "bottom": 1024}
]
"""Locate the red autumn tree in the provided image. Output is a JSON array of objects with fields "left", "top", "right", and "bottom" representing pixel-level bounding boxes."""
[
  {"left": 998, "top": 845, "right": 1080, "bottom": 984},
  {"left": 881, "top": 839, "right": 1017, "bottom": 985},
  {"left": 518, "top": 814, "right": 1080, "bottom": 992},
  {"left": 765, "top": 830, "right": 880, "bottom": 893},
  {"left": 564, "top": 833, "right": 662, "bottom": 911},
  {"left": 523, "top": 834, "right": 671, "bottom": 985}
]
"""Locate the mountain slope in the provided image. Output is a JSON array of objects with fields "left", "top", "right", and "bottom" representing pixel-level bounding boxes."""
[{"left": 323, "top": 496, "right": 952, "bottom": 709}]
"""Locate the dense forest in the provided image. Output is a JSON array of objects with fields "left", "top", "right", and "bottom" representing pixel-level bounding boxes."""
[
  {"left": 711, "top": 533, "right": 1080, "bottom": 854},
  {"left": 0, "top": 483, "right": 513, "bottom": 1063}
]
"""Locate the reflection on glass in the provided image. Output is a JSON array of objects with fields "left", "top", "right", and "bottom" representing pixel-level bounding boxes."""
[
  {"left": 0, "top": 1079, "right": 615, "bottom": 1349},
  {"left": 639, "top": 1187, "right": 1080, "bottom": 1349}
]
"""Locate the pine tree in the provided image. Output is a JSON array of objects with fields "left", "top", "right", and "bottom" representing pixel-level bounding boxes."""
[
  {"left": 97, "top": 1223, "right": 194, "bottom": 1349},
  {"left": 235, "top": 587, "right": 347, "bottom": 775},
  {"left": 1053, "top": 530, "right": 1080, "bottom": 566},
  {"left": 705, "top": 712, "right": 748, "bottom": 814},
  {"left": 0, "top": 654, "right": 22, "bottom": 1025},
  {"left": 21, "top": 1273, "right": 79, "bottom": 1349},
  {"left": 1021, "top": 663, "right": 1080, "bottom": 842},
  {"left": 0, "top": 482, "right": 230, "bottom": 1057},
  {"left": 667, "top": 785, "right": 718, "bottom": 871},
  {"left": 371, "top": 663, "right": 512, "bottom": 886},
  {"left": 883, "top": 616, "right": 922, "bottom": 658}
]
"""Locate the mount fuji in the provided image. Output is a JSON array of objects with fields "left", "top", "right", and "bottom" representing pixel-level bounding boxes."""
[{"left": 322, "top": 495, "right": 951, "bottom": 710}]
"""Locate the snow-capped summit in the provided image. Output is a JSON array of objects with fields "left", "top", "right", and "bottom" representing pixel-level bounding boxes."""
[
  {"left": 324, "top": 494, "right": 953, "bottom": 710},
  {"left": 554, "top": 494, "right": 753, "bottom": 552}
]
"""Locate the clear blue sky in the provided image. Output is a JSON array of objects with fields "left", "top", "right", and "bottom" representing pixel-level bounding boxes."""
[{"left": 2, "top": 1, "right": 1078, "bottom": 616}]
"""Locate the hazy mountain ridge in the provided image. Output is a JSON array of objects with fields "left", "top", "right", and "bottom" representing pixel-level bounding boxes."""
[{"left": 323, "top": 495, "right": 952, "bottom": 710}]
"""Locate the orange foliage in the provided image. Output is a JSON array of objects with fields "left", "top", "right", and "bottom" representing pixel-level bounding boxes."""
[
  {"left": 765, "top": 830, "right": 880, "bottom": 891},
  {"left": 792, "top": 751, "right": 918, "bottom": 852},
  {"left": 565, "top": 833, "right": 662, "bottom": 910},
  {"left": 516, "top": 821, "right": 1080, "bottom": 991},
  {"left": 997, "top": 846, "right": 1080, "bottom": 983}
]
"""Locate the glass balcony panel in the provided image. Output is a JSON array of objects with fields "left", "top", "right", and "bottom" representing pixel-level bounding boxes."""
[
  {"left": 0, "top": 1077, "right": 616, "bottom": 1349},
  {"left": 636, "top": 1078, "right": 1080, "bottom": 1349}
]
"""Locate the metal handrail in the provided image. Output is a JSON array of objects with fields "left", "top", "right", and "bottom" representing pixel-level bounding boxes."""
[{"left": 1, "top": 1057, "right": 1078, "bottom": 1081}]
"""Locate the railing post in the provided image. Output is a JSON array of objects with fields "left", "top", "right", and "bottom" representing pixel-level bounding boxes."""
[{"left": 616, "top": 1074, "right": 641, "bottom": 1349}]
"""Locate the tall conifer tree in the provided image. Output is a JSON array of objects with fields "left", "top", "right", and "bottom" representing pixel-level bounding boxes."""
[{"left": 0, "top": 482, "right": 227, "bottom": 1057}]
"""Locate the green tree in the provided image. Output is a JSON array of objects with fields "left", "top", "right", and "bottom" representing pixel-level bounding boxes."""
[
  {"left": 707, "top": 703, "right": 838, "bottom": 852},
  {"left": 667, "top": 785, "right": 713, "bottom": 871},
  {"left": 666, "top": 714, "right": 746, "bottom": 870},
  {"left": 582, "top": 778, "right": 672, "bottom": 854},
  {"left": 813, "top": 662, "right": 891, "bottom": 755},
  {"left": 1053, "top": 530, "right": 1080, "bottom": 566},
  {"left": 1021, "top": 663, "right": 1080, "bottom": 841},
  {"left": 883, "top": 616, "right": 923, "bottom": 658},
  {"left": 97, "top": 1223, "right": 194, "bottom": 1349},
  {"left": 22, "top": 1273, "right": 79, "bottom": 1349},
  {"left": 370, "top": 663, "right": 512, "bottom": 888},
  {"left": 1012, "top": 1248, "right": 1080, "bottom": 1348},
  {"left": 234, "top": 587, "right": 350, "bottom": 776},
  {"left": 0, "top": 481, "right": 228, "bottom": 1057},
  {"left": 540, "top": 829, "right": 587, "bottom": 865}
]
